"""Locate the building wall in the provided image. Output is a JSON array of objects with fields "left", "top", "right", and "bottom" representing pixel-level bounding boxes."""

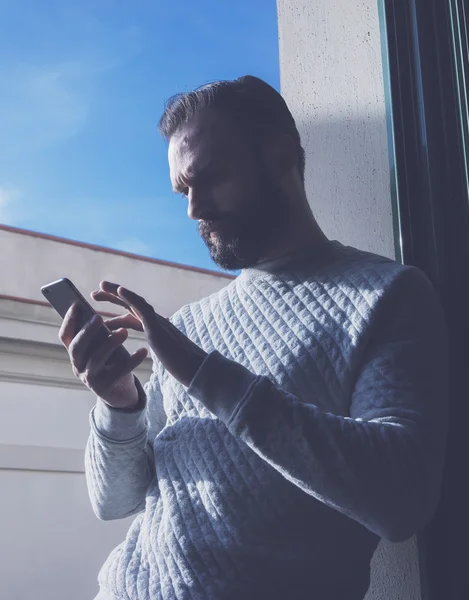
[
  {"left": 0, "top": 228, "right": 231, "bottom": 600},
  {"left": 277, "top": 1, "right": 421, "bottom": 599},
  {"left": 0, "top": 225, "right": 232, "bottom": 317}
]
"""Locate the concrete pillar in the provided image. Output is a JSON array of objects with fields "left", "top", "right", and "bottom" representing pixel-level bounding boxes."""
[{"left": 277, "top": 0, "right": 421, "bottom": 598}]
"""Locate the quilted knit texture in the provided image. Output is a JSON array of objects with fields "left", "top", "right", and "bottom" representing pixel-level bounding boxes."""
[{"left": 85, "top": 241, "right": 448, "bottom": 600}]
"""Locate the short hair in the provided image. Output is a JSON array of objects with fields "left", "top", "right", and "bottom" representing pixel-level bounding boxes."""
[{"left": 158, "top": 75, "right": 306, "bottom": 183}]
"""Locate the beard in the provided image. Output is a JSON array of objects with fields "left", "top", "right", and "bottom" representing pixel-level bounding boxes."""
[{"left": 198, "top": 174, "right": 290, "bottom": 271}]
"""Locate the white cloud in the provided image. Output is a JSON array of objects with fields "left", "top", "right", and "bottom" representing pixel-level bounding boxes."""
[
  {"left": 0, "top": 23, "right": 144, "bottom": 158},
  {"left": 0, "top": 62, "right": 89, "bottom": 155},
  {"left": 113, "top": 238, "right": 153, "bottom": 257},
  {"left": 0, "top": 187, "right": 22, "bottom": 224}
]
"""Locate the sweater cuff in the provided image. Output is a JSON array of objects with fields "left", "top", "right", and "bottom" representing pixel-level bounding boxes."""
[
  {"left": 187, "top": 350, "right": 259, "bottom": 424},
  {"left": 91, "top": 377, "right": 147, "bottom": 442}
]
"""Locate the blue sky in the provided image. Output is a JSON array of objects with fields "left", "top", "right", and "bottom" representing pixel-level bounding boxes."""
[{"left": 0, "top": 0, "right": 279, "bottom": 272}]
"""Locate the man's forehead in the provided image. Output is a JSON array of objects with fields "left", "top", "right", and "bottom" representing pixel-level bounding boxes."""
[
  {"left": 168, "top": 125, "right": 211, "bottom": 170},
  {"left": 168, "top": 110, "right": 240, "bottom": 176}
]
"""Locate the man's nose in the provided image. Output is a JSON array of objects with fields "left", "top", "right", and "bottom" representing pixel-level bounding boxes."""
[{"left": 187, "top": 189, "right": 210, "bottom": 221}]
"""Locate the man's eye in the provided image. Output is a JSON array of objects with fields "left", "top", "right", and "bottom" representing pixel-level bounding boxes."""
[{"left": 180, "top": 188, "right": 189, "bottom": 198}]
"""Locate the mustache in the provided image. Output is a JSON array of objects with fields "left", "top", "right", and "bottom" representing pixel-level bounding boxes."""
[
  {"left": 198, "top": 215, "right": 237, "bottom": 234},
  {"left": 199, "top": 219, "right": 220, "bottom": 233}
]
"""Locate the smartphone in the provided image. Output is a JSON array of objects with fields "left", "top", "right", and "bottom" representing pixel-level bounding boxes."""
[{"left": 41, "top": 277, "right": 131, "bottom": 362}]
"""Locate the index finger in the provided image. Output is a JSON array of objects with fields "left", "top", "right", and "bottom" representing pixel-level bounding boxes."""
[
  {"left": 99, "top": 281, "right": 121, "bottom": 295},
  {"left": 116, "top": 286, "right": 154, "bottom": 323},
  {"left": 91, "top": 289, "right": 129, "bottom": 311},
  {"left": 100, "top": 281, "right": 152, "bottom": 322},
  {"left": 58, "top": 302, "right": 81, "bottom": 348}
]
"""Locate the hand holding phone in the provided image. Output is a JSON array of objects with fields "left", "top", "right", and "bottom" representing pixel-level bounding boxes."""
[{"left": 41, "top": 278, "right": 148, "bottom": 409}]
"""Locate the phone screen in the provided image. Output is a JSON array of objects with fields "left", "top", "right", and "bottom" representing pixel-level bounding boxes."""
[
  {"left": 42, "top": 278, "right": 96, "bottom": 330},
  {"left": 41, "top": 278, "right": 131, "bottom": 362}
]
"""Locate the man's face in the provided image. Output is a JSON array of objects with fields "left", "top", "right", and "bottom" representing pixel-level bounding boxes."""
[{"left": 168, "top": 109, "right": 290, "bottom": 270}]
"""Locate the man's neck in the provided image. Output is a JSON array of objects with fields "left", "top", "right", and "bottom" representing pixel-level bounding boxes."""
[{"left": 257, "top": 214, "right": 328, "bottom": 266}]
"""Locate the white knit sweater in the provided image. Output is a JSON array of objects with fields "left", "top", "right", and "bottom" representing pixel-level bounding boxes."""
[{"left": 86, "top": 241, "right": 448, "bottom": 600}]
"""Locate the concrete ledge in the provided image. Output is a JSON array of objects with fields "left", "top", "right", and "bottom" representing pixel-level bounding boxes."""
[
  {"left": 0, "top": 370, "right": 85, "bottom": 390},
  {"left": 0, "top": 443, "right": 85, "bottom": 473},
  {"left": 0, "top": 335, "right": 153, "bottom": 390}
]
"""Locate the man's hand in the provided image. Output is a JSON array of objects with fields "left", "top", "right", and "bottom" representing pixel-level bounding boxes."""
[
  {"left": 91, "top": 281, "right": 208, "bottom": 387},
  {"left": 59, "top": 303, "right": 148, "bottom": 409}
]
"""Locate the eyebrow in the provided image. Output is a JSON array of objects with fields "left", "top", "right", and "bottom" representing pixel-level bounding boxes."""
[
  {"left": 172, "top": 163, "right": 219, "bottom": 193},
  {"left": 172, "top": 182, "right": 187, "bottom": 194}
]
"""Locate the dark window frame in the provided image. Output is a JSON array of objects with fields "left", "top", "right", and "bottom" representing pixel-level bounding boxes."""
[{"left": 379, "top": 1, "right": 469, "bottom": 599}]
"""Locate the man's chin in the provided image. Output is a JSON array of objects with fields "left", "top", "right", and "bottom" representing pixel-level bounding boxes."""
[{"left": 205, "top": 237, "right": 260, "bottom": 271}]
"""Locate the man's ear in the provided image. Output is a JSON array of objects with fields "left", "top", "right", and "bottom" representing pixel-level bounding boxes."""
[{"left": 262, "top": 134, "right": 298, "bottom": 178}]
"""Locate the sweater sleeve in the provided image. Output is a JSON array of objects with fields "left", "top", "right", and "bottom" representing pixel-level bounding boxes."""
[
  {"left": 85, "top": 370, "right": 164, "bottom": 521},
  {"left": 187, "top": 268, "right": 448, "bottom": 542}
]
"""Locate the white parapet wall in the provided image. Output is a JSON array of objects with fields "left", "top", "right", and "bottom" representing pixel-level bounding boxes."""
[
  {"left": 277, "top": 1, "right": 421, "bottom": 599},
  {"left": 0, "top": 224, "right": 232, "bottom": 316},
  {"left": 0, "top": 225, "right": 232, "bottom": 600}
]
